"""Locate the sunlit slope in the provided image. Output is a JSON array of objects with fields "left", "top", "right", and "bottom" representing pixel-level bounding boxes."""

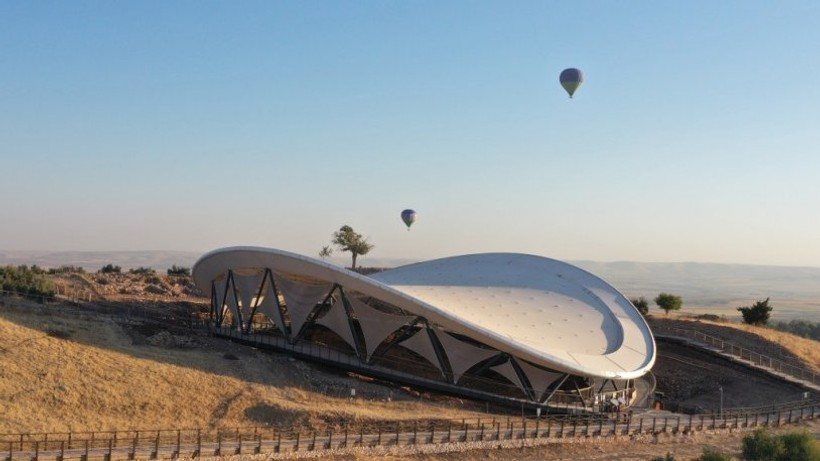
[{"left": 0, "top": 305, "right": 477, "bottom": 434}]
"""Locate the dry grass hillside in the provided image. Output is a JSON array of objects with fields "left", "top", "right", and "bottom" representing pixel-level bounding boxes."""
[
  {"left": 2, "top": 271, "right": 819, "bottom": 460},
  {"left": 0, "top": 298, "right": 487, "bottom": 434},
  {"left": 649, "top": 315, "right": 820, "bottom": 374}
]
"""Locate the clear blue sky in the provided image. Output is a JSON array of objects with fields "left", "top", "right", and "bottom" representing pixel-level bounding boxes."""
[{"left": 2, "top": 1, "right": 819, "bottom": 267}]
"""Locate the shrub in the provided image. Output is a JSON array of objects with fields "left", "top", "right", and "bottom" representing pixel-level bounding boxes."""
[
  {"left": 695, "top": 447, "right": 732, "bottom": 461},
  {"left": 778, "top": 430, "right": 820, "bottom": 461},
  {"left": 167, "top": 265, "right": 191, "bottom": 277},
  {"left": 742, "top": 429, "right": 784, "bottom": 460},
  {"left": 129, "top": 267, "right": 156, "bottom": 275},
  {"left": 0, "top": 265, "right": 56, "bottom": 297},
  {"left": 47, "top": 265, "right": 85, "bottom": 275},
  {"left": 98, "top": 264, "right": 122, "bottom": 274}
]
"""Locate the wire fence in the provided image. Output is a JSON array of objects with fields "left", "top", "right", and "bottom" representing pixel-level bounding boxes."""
[
  {"left": 652, "top": 325, "right": 819, "bottom": 387},
  {"left": 0, "top": 405, "right": 816, "bottom": 461}
]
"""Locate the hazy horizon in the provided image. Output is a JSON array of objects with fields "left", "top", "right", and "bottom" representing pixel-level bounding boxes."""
[{"left": 2, "top": 249, "right": 817, "bottom": 323}]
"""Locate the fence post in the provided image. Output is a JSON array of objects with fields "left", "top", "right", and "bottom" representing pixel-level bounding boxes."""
[
  {"left": 217, "top": 433, "right": 222, "bottom": 456},
  {"left": 58, "top": 441, "right": 64, "bottom": 461},
  {"left": 152, "top": 432, "right": 159, "bottom": 460},
  {"left": 431, "top": 425, "right": 435, "bottom": 444},
  {"left": 311, "top": 431, "right": 316, "bottom": 451},
  {"left": 344, "top": 428, "right": 348, "bottom": 448},
  {"left": 195, "top": 430, "right": 201, "bottom": 458},
  {"left": 82, "top": 440, "right": 89, "bottom": 461},
  {"left": 175, "top": 430, "right": 180, "bottom": 458},
  {"left": 327, "top": 428, "right": 333, "bottom": 450},
  {"left": 35, "top": 441, "right": 40, "bottom": 461},
  {"left": 294, "top": 432, "right": 299, "bottom": 452},
  {"left": 480, "top": 423, "right": 485, "bottom": 441},
  {"left": 535, "top": 419, "right": 540, "bottom": 438},
  {"left": 464, "top": 422, "right": 469, "bottom": 442},
  {"left": 447, "top": 423, "right": 451, "bottom": 443}
]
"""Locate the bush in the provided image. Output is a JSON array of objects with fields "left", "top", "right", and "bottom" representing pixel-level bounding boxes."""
[
  {"left": 772, "top": 319, "right": 820, "bottom": 341},
  {"left": 129, "top": 267, "right": 156, "bottom": 275},
  {"left": 695, "top": 447, "right": 732, "bottom": 461},
  {"left": 778, "top": 430, "right": 820, "bottom": 461},
  {"left": 98, "top": 264, "right": 122, "bottom": 274},
  {"left": 742, "top": 429, "right": 820, "bottom": 461},
  {"left": 167, "top": 265, "right": 190, "bottom": 277},
  {"left": 742, "top": 429, "right": 784, "bottom": 460},
  {"left": 47, "top": 265, "right": 85, "bottom": 275},
  {"left": 0, "top": 265, "right": 56, "bottom": 297}
]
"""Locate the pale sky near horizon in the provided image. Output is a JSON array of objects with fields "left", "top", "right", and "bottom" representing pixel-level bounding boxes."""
[{"left": 2, "top": 2, "right": 820, "bottom": 267}]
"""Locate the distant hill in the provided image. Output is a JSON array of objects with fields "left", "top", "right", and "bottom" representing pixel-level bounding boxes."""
[
  {"left": 1, "top": 251, "right": 817, "bottom": 322},
  {"left": 0, "top": 250, "right": 200, "bottom": 272},
  {"left": 572, "top": 261, "right": 820, "bottom": 322}
]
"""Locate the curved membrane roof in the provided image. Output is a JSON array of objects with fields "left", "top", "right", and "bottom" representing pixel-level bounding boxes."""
[{"left": 193, "top": 247, "right": 655, "bottom": 380}]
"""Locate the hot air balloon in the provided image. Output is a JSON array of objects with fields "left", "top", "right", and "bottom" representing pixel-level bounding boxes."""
[
  {"left": 400, "top": 209, "right": 416, "bottom": 230},
  {"left": 559, "top": 68, "right": 584, "bottom": 98}
]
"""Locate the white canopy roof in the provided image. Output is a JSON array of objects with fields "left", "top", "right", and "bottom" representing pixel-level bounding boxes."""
[{"left": 192, "top": 247, "right": 655, "bottom": 380}]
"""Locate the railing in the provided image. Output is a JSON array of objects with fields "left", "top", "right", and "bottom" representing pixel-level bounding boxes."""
[
  {"left": 652, "top": 325, "right": 819, "bottom": 387},
  {"left": 0, "top": 405, "right": 816, "bottom": 461}
]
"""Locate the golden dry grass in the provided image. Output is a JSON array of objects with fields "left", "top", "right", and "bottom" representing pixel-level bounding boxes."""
[
  {"left": 713, "top": 321, "right": 820, "bottom": 373},
  {"left": 661, "top": 313, "right": 820, "bottom": 374},
  {"left": 0, "top": 301, "right": 486, "bottom": 434}
]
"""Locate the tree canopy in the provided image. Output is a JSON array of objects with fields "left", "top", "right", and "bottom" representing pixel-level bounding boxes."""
[
  {"left": 0, "top": 265, "right": 56, "bottom": 297},
  {"left": 630, "top": 296, "right": 650, "bottom": 316},
  {"left": 330, "top": 225, "right": 374, "bottom": 270},
  {"left": 654, "top": 293, "right": 683, "bottom": 316},
  {"left": 737, "top": 298, "right": 774, "bottom": 326}
]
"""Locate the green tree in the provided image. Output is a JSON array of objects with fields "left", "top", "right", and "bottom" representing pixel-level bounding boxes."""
[
  {"left": 630, "top": 296, "right": 650, "bottom": 316},
  {"left": 331, "top": 225, "right": 374, "bottom": 270},
  {"left": 737, "top": 298, "right": 774, "bottom": 326},
  {"left": 654, "top": 292, "right": 683, "bottom": 316},
  {"left": 742, "top": 429, "right": 784, "bottom": 461}
]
